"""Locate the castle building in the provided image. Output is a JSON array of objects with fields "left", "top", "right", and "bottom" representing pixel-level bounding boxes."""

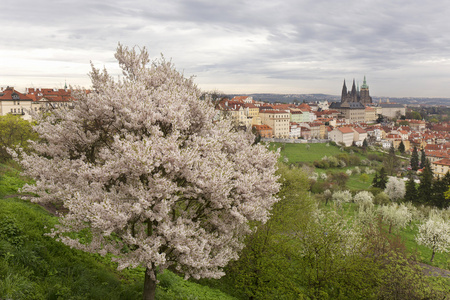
[
  {"left": 341, "top": 76, "right": 372, "bottom": 105},
  {"left": 329, "top": 76, "right": 374, "bottom": 123}
]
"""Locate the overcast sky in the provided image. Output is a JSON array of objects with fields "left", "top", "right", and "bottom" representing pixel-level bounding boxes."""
[{"left": 2, "top": 0, "right": 450, "bottom": 98}]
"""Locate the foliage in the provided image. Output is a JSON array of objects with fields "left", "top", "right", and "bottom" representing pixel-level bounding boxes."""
[
  {"left": 331, "top": 190, "right": 352, "bottom": 207},
  {"left": 418, "top": 165, "right": 434, "bottom": 204},
  {"left": 372, "top": 167, "right": 388, "bottom": 189},
  {"left": 16, "top": 45, "right": 280, "bottom": 299},
  {"left": 384, "top": 176, "right": 406, "bottom": 201},
  {"left": 404, "top": 173, "right": 418, "bottom": 203},
  {"left": 353, "top": 191, "right": 374, "bottom": 212},
  {"left": 398, "top": 140, "right": 406, "bottom": 154},
  {"left": 226, "top": 163, "right": 313, "bottom": 299},
  {"left": 0, "top": 115, "right": 39, "bottom": 162},
  {"left": 379, "top": 203, "right": 412, "bottom": 234},
  {"left": 416, "top": 217, "right": 450, "bottom": 262},
  {"left": 410, "top": 146, "right": 419, "bottom": 171},
  {"left": 383, "top": 145, "right": 400, "bottom": 176},
  {"left": 431, "top": 172, "right": 450, "bottom": 209}
]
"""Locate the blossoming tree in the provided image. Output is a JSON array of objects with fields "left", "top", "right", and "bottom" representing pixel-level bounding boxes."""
[
  {"left": 384, "top": 176, "right": 406, "bottom": 202},
  {"left": 416, "top": 217, "right": 450, "bottom": 262},
  {"left": 18, "top": 45, "right": 280, "bottom": 300}
]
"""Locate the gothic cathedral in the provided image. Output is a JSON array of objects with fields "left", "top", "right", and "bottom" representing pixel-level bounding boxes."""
[{"left": 341, "top": 76, "right": 372, "bottom": 105}]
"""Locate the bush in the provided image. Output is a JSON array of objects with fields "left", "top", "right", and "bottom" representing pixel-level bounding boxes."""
[{"left": 374, "top": 192, "right": 391, "bottom": 205}]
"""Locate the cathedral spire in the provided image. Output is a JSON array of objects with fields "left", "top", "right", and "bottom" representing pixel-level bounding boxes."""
[{"left": 342, "top": 79, "right": 347, "bottom": 94}]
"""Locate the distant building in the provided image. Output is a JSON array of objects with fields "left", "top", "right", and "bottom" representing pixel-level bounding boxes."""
[
  {"left": 341, "top": 76, "right": 372, "bottom": 105},
  {"left": 0, "top": 87, "right": 33, "bottom": 120}
]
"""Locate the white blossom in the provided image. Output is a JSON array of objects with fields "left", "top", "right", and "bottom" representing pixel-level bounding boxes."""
[
  {"left": 384, "top": 177, "right": 406, "bottom": 201},
  {"left": 379, "top": 203, "right": 412, "bottom": 233},
  {"left": 353, "top": 191, "right": 374, "bottom": 212},
  {"left": 332, "top": 190, "right": 352, "bottom": 207},
  {"left": 416, "top": 217, "right": 450, "bottom": 262},
  {"left": 17, "top": 45, "right": 280, "bottom": 282}
]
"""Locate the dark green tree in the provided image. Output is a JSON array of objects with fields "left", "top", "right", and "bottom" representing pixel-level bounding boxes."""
[
  {"left": 404, "top": 173, "right": 417, "bottom": 202},
  {"left": 373, "top": 167, "right": 388, "bottom": 189},
  {"left": 418, "top": 162, "right": 433, "bottom": 204},
  {"left": 410, "top": 146, "right": 419, "bottom": 171},
  {"left": 420, "top": 148, "right": 426, "bottom": 168},
  {"left": 372, "top": 172, "right": 379, "bottom": 188},
  {"left": 398, "top": 141, "right": 405, "bottom": 154},
  {"left": 430, "top": 172, "right": 450, "bottom": 208},
  {"left": 362, "top": 138, "right": 368, "bottom": 149}
]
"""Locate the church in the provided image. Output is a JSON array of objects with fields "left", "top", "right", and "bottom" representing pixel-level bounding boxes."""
[
  {"left": 329, "top": 76, "right": 373, "bottom": 123},
  {"left": 341, "top": 76, "right": 372, "bottom": 105}
]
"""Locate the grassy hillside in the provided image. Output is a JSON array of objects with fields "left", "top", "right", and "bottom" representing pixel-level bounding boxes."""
[{"left": 0, "top": 163, "right": 237, "bottom": 300}]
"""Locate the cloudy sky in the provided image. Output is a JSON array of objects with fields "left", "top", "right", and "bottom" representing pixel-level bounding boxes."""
[{"left": 1, "top": 0, "right": 450, "bottom": 98}]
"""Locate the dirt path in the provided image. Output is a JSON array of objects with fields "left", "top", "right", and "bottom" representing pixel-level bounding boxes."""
[{"left": 420, "top": 263, "right": 450, "bottom": 278}]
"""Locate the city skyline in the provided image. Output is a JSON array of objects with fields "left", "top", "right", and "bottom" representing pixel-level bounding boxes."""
[{"left": 1, "top": 0, "right": 450, "bottom": 98}]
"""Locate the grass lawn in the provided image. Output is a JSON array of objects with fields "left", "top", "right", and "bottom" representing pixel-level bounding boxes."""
[
  {"left": 269, "top": 142, "right": 343, "bottom": 163},
  {"left": 400, "top": 222, "right": 450, "bottom": 270}
]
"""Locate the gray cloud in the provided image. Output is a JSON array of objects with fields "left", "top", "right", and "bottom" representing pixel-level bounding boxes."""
[{"left": 2, "top": 0, "right": 450, "bottom": 97}]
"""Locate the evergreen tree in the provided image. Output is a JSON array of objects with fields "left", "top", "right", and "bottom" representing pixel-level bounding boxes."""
[
  {"left": 384, "top": 144, "right": 399, "bottom": 176},
  {"left": 376, "top": 167, "right": 388, "bottom": 189},
  {"left": 418, "top": 163, "right": 433, "bottom": 204},
  {"left": 362, "top": 138, "right": 368, "bottom": 149},
  {"left": 410, "top": 146, "right": 419, "bottom": 171},
  {"left": 372, "top": 172, "right": 379, "bottom": 188},
  {"left": 430, "top": 172, "right": 450, "bottom": 209},
  {"left": 398, "top": 141, "right": 405, "bottom": 154},
  {"left": 420, "top": 148, "right": 426, "bottom": 168},
  {"left": 404, "top": 173, "right": 417, "bottom": 203}
]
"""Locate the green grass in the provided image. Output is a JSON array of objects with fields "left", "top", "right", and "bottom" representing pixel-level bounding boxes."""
[
  {"left": 400, "top": 221, "right": 450, "bottom": 270},
  {"left": 270, "top": 142, "right": 343, "bottom": 163},
  {"left": 0, "top": 164, "right": 237, "bottom": 300}
]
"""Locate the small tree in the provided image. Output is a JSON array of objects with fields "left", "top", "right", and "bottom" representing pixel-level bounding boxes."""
[
  {"left": 17, "top": 45, "right": 280, "bottom": 300},
  {"left": 379, "top": 203, "right": 412, "bottom": 234},
  {"left": 332, "top": 190, "right": 352, "bottom": 208},
  {"left": 416, "top": 217, "right": 450, "bottom": 262},
  {"left": 0, "top": 115, "right": 38, "bottom": 161},
  {"left": 353, "top": 191, "right": 374, "bottom": 212},
  {"left": 384, "top": 177, "right": 406, "bottom": 202}
]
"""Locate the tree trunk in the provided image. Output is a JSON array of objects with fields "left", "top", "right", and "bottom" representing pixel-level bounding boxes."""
[
  {"left": 430, "top": 250, "right": 435, "bottom": 263},
  {"left": 143, "top": 267, "right": 157, "bottom": 300}
]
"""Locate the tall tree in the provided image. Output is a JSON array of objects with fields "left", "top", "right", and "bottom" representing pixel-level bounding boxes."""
[
  {"left": 431, "top": 172, "right": 450, "bottom": 209},
  {"left": 384, "top": 144, "right": 399, "bottom": 176},
  {"left": 418, "top": 163, "right": 433, "bottom": 205},
  {"left": 404, "top": 173, "right": 417, "bottom": 203},
  {"left": 410, "top": 146, "right": 419, "bottom": 171},
  {"left": 374, "top": 167, "right": 388, "bottom": 189},
  {"left": 398, "top": 141, "right": 405, "bottom": 154},
  {"left": 420, "top": 148, "right": 427, "bottom": 168},
  {"left": 17, "top": 45, "right": 280, "bottom": 300}
]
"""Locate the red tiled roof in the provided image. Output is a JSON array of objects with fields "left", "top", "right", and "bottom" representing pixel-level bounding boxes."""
[
  {"left": 0, "top": 87, "right": 32, "bottom": 101},
  {"left": 338, "top": 127, "right": 354, "bottom": 134},
  {"left": 433, "top": 158, "right": 450, "bottom": 166}
]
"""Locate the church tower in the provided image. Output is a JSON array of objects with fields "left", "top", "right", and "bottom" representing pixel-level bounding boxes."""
[
  {"left": 359, "top": 76, "right": 372, "bottom": 104},
  {"left": 341, "top": 76, "right": 372, "bottom": 104}
]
